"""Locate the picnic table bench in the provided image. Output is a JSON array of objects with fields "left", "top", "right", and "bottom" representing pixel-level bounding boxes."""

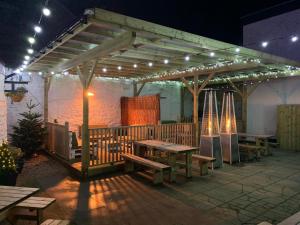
[
  {"left": 238, "top": 133, "right": 274, "bottom": 156},
  {"left": 15, "top": 196, "right": 56, "bottom": 225},
  {"left": 121, "top": 153, "right": 171, "bottom": 184},
  {"left": 41, "top": 219, "right": 70, "bottom": 225},
  {"left": 192, "top": 155, "right": 216, "bottom": 176},
  {"left": 239, "top": 144, "right": 261, "bottom": 161}
]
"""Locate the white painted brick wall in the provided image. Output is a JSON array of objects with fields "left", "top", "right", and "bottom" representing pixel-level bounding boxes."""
[
  {"left": 6, "top": 74, "right": 44, "bottom": 135},
  {"left": 0, "top": 64, "right": 7, "bottom": 141},
  {"left": 48, "top": 75, "right": 182, "bottom": 131}
]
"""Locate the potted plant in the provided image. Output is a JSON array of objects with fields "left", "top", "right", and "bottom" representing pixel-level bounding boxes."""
[
  {"left": 0, "top": 142, "right": 18, "bottom": 186},
  {"left": 9, "top": 146, "right": 24, "bottom": 173},
  {"left": 5, "top": 86, "right": 27, "bottom": 102}
]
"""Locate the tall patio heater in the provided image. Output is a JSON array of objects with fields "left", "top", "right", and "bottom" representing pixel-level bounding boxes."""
[
  {"left": 220, "top": 91, "right": 240, "bottom": 164},
  {"left": 200, "top": 89, "right": 223, "bottom": 168}
]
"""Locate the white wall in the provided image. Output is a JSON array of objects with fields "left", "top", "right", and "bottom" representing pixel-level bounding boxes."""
[
  {"left": 0, "top": 64, "right": 7, "bottom": 141},
  {"left": 48, "top": 75, "right": 182, "bottom": 131},
  {"left": 247, "top": 76, "right": 300, "bottom": 135},
  {"left": 6, "top": 74, "right": 44, "bottom": 135}
]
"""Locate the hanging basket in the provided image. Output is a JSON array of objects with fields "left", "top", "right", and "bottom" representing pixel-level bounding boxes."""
[{"left": 5, "top": 87, "right": 27, "bottom": 103}]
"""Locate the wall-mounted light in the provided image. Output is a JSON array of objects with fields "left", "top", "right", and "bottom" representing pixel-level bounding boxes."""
[{"left": 87, "top": 92, "right": 94, "bottom": 97}]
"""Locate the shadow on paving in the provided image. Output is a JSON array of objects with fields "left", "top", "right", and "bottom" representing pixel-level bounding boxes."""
[{"left": 16, "top": 150, "right": 300, "bottom": 225}]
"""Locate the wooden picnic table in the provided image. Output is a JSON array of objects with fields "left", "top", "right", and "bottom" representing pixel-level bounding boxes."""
[
  {"left": 0, "top": 185, "right": 39, "bottom": 222},
  {"left": 134, "top": 140, "right": 198, "bottom": 182},
  {"left": 238, "top": 133, "right": 274, "bottom": 156}
]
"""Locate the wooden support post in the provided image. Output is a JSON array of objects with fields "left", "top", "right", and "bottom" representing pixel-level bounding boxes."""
[
  {"left": 227, "top": 79, "right": 260, "bottom": 132},
  {"left": 77, "top": 60, "right": 97, "bottom": 177},
  {"left": 43, "top": 75, "right": 52, "bottom": 124},
  {"left": 181, "top": 73, "right": 215, "bottom": 146},
  {"left": 133, "top": 81, "right": 145, "bottom": 96}
]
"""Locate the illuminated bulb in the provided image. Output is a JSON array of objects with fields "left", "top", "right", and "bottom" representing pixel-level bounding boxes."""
[
  {"left": 24, "top": 55, "right": 30, "bottom": 60},
  {"left": 63, "top": 71, "right": 69, "bottom": 75},
  {"left": 209, "top": 52, "right": 215, "bottom": 57},
  {"left": 27, "top": 48, "right": 34, "bottom": 54},
  {"left": 15, "top": 69, "right": 21, "bottom": 73},
  {"left": 28, "top": 72, "right": 32, "bottom": 75},
  {"left": 51, "top": 71, "right": 55, "bottom": 75},
  {"left": 38, "top": 72, "right": 42, "bottom": 75},
  {"left": 184, "top": 55, "right": 190, "bottom": 61},
  {"left": 42, "top": 7, "right": 51, "bottom": 16},
  {"left": 164, "top": 59, "right": 169, "bottom": 64},
  {"left": 23, "top": 61, "right": 28, "bottom": 65},
  {"left": 291, "top": 36, "right": 298, "bottom": 42},
  {"left": 117, "top": 66, "right": 122, "bottom": 70},
  {"left": 21, "top": 65, "right": 27, "bottom": 69},
  {"left": 235, "top": 48, "right": 240, "bottom": 53},
  {"left": 20, "top": 68, "right": 24, "bottom": 71},
  {"left": 34, "top": 25, "right": 42, "bottom": 33},
  {"left": 87, "top": 92, "right": 94, "bottom": 97},
  {"left": 148, "top": 62, "right": 153, "bottom": 67},
  {"left": 133, "top": 64, "right": 138, "bottom": 68},
  {"left": 28, "top": 37, "right": 35, "bottom": 44},
  {"left": 261, "top": 41, "right": 268, "bottom": 48},
  {"left": 102, "top": 68, "right": 107, "bottom": 73}
]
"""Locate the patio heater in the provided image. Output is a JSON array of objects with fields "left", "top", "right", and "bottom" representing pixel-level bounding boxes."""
[
  {"left": 200, "top": 89, "right": 223, "bottom": 168},
  {"left": 220, "top": 91, "right": 240, "bottom": 164}
]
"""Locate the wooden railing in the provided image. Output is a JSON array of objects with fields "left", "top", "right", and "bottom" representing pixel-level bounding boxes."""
[
  {"left": 88, "top": 123, "right": 195, "bottom": 167},
  {"left": 46, "top": 122, "right": 71, "bottom": 160}
]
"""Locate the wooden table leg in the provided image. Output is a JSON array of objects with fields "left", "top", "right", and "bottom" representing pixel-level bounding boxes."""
[
  {"left": 186, "top": 152, "right": 193, "bottom": 178},
  {"left": 37, "top": 209, "right": 43, "bottom": 225},
  {"left": 168, "top": 153, "right": 177, "bottom": 182}
]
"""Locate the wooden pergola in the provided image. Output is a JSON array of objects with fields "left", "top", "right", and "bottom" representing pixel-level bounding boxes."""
[{"left": 27, "top": 8, "right": 300, "bottom": 176}]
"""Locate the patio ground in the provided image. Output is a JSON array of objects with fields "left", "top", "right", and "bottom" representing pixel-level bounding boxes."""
[{"left": 16, "top": 150, "right": 300, "bottom": 225}]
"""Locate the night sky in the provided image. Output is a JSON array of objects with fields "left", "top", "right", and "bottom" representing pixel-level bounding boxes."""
[{"left": 0, "top": 0, "right": 299, "bottom": 68}]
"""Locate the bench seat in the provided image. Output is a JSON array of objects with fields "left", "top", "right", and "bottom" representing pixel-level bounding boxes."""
[
  {"left": 239, "top": 144, "right": 261, "bottom": 161},
  {"left": 192, "top": 154, "right": 216, "bottom": 176},
  {"left": 15, "top": 197, "right": 56, "bottom": 225},
  {"left": 121, "top": 153, "right": 171, "bottom": 184},
  {"left": 41, "top": 219, "right": 70, "bottom": 225}
]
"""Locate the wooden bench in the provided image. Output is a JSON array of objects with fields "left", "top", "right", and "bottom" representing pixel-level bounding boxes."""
[
  {"left": 192, "top": 154, "right": 216, "bottom": 176},
  {"left": 41, "top": 219, "right": 70, "bottom": 225},
  {"left": 15, "top": 197, "right": 56, "bottom": 225},
  {"left": 121, "top": 153, "right": 171, "bottom": 184},
  {"left": 277, "top": 211, "right": 300, "bottom": 225},
  {"left": 239, "top": 144, "right": 261, "bottom": 161}
]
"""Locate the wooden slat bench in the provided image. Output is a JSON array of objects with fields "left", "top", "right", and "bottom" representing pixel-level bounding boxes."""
[
  {"left": 192, "top": 154, "right": 216, "bottom": 176},
  {"left": 15, "top": 197, "right": 56, "bottom": 225},
  {"left": 121, "top": 153, "right": 171, "bottom": 184},
  {"left": 41, "top": 219, "right": 70, "bottom": 225},
  {"left": 239, "top": 144, "right": 261, "bottom": 161}
]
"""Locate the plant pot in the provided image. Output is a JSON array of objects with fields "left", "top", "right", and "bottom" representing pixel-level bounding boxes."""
[
  {"left": 0, "top": 172, "right": 18, "bottom": 186},
  {"left": 11, "top": 95, "right": 24, "bottom": 102},
  {"left": 16, "top": 157, "right": 25, "bottom": 173}
]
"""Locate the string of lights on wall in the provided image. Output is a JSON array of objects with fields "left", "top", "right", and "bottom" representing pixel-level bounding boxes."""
[{"left": 16, "top": 0, "right": 51, "bottom": 74}]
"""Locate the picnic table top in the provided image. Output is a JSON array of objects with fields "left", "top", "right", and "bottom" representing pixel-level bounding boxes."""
[
  {"left": 238, "top": 133, "right": 274, "bottom": 139},
  {"left": 0, "top": 185, "right": 39, "bottom": 212},
  {"left": 134, "top": 140, "right": 198, "bottom": 153}
]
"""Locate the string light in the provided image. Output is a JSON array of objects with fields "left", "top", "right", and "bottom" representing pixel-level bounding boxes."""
[
  {"left": 42, "top": 7, "right": 51, "bottom": 16},
  {"left": 28, "top": 37, "right": 36, "bottom": 44},
  {"left": 261, "top": 41, "right": 268, "bottom": 48},
  {"left": 133, "top": 64, "right": 138, "bottom": 68},
  {"left": 148, "top": 62, "right": 153, "bottom": 67},
  {"left": 164, "top": 59, "right": 169, "bottom": 64},
  {"left": 24, "top": 55, "right": 30, "bottom": 60},
  {"left": 102, "top": 68, "right": 107, "bottom": 73},
  {"left": 117, "top": 66, "right": 122, "bottom": 70},
  {"left": 291, "top": 36, "right": 298, "bottom": 42},
  {"left": 27, "top": 48, "right": 34, "bottom": 54},
  {"left": 23, "top": 61, "right": 28, "bottom": 65},
  {"left": 38, "top": 72, "right": 43, "bottom": 75},
  {"left": 34, "top": 25, "right": 42, "bottom": 33},
  {"left": 209, "top": 52, "right": 215, "bottom": 57},
  {"left": 51, "top": 71, "right": 55, "bottom": 75},
  {"left": 185, "top": 55, "right": 190, "bottom": 61},
  {"left": 235, "top": 48, "right": 240, "bottom": 53}
]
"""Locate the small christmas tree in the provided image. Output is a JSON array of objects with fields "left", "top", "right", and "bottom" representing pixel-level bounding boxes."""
[
  {"left": 10, "top": 100, "right": 46, "bottom": 158},
  {"left": 0, "top": 142, "right": 16, "bottom": 175}
]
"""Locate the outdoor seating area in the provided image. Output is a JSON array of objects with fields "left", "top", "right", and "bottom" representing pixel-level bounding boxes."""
[{"left": 1, "top": 3, "right": 300, "bottom": 225}]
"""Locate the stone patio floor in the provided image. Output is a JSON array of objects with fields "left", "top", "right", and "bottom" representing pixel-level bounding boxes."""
[{"left": 16, "top": 150, "right": 300, "bottom": 225}]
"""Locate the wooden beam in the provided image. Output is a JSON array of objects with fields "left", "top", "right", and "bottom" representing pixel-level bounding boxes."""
[
  {"left": 181, "top": 77, "right": 194, "bottom": 94},
  {"left": 52, "top": 31, "right": 136, "bottom": 72},
  {"left": 247, "top": 83, "right": 260, "bottom": 97},
  {"left": 136, "top": 83, "right": 145, "bottom": 96},
  {"left": 138, "top": 62, "right": 261, "bottom": 83},
  {"left": 227, "top": 79, "right": 243, "bottom": 97},
  {"left": 197, "top": 72, "right": 215, "bottom": 95}
]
